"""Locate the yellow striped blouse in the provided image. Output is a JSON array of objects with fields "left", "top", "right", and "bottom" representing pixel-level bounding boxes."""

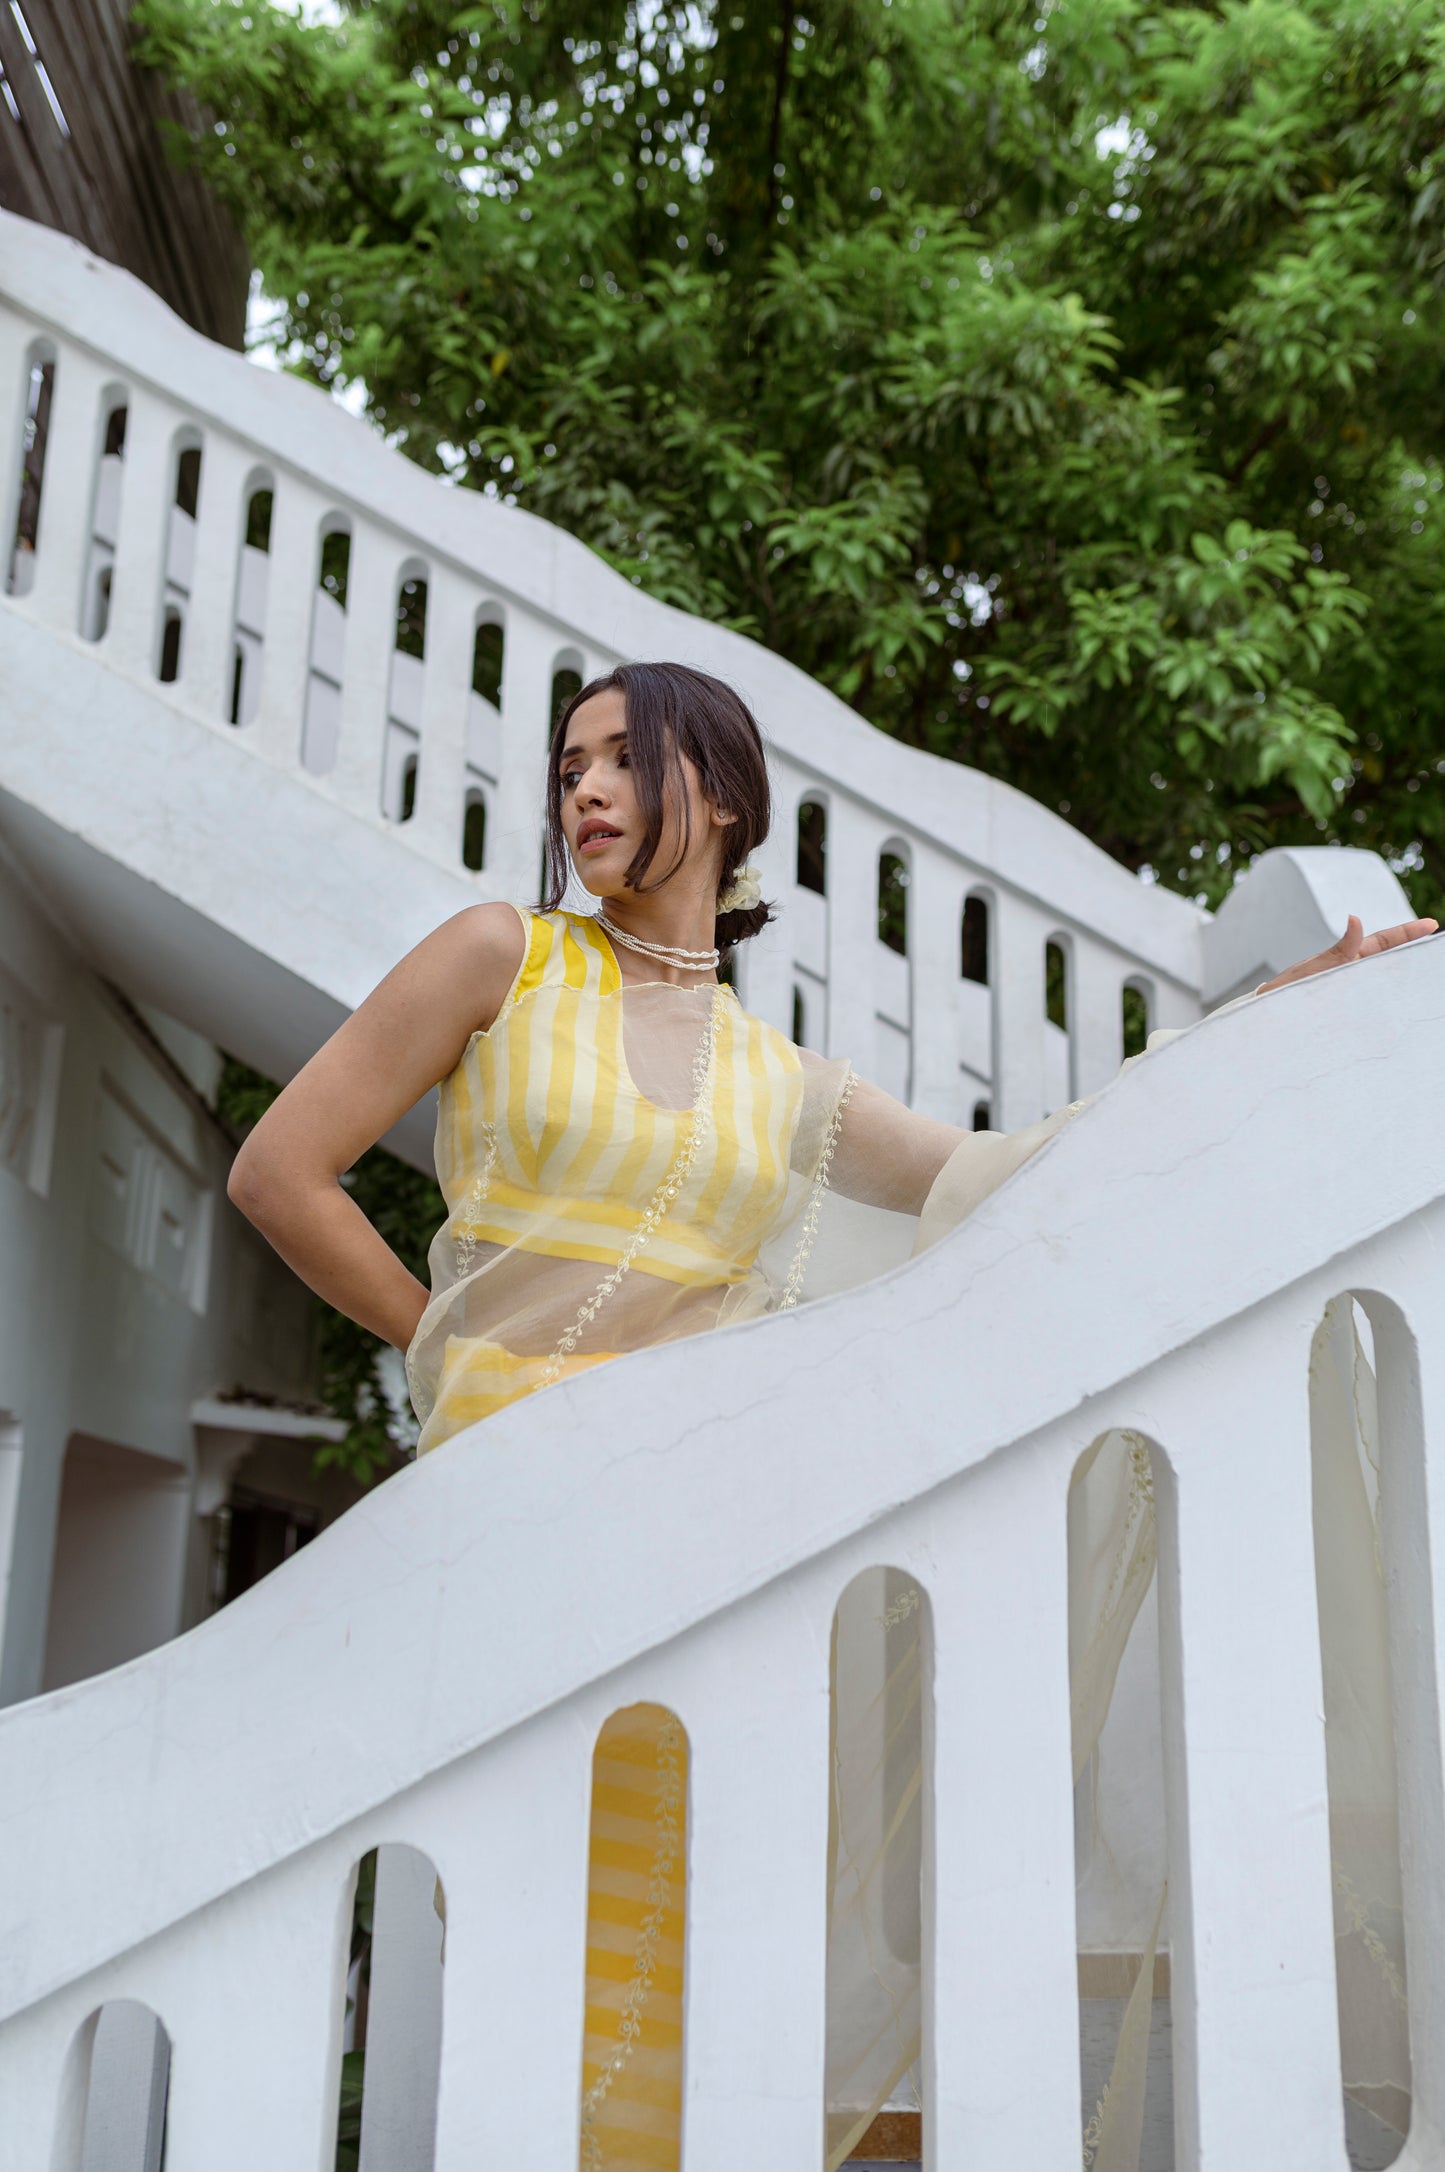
[{"left": 406, "top": 906, "right": 846, "bottom": 1458}]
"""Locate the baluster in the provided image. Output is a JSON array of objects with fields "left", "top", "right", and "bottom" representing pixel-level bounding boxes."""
[
  {"left": 430, "top": 1713, "right": 592, "bottom": 2167},
  {"left": 179, "top": 431, "right": 252, "bottom": 723},
  {"left": 923, "top": 1453, "right": 1080, "bottom": 2171},
  {"left": 823, "top": 794, "right": 880, "bottom": 1067},
  {"left": 492, "top": 609, "right": 554, "bottom": 900},
  {"left": 1069, "top": 939, "right": 1125, "bottom": 1099},
  {"left": 1374, "top": 1268, "right": 1445, "bottom": 2142},
  {"left": 21, "top": 343, "right": 111, "bottom": 635},
  {"left": 329, "top": 524, "right": 400, "bottom": 819},
  {"left": 1153, "top": 1313, "right": 1344, "bottom": 2171},
  {"left": 682, "top": 1588, "right": 833, "bottom": 2166},
  {"left": 908, "top": 847, "right": 964, "bottom": 1120},
  {"left": 990, "top": 894, "right": 1051, "bottom": 1129},
  {"left": 252, "top": 474, "right": 331, "bottom": 770},
  {"left": 409, "top": 561, "right": 476, "bottom": 866},
  {"left": 103, "top": 390, "right": 176, "bottom": 682},
  {"left": 736, "top": 813, "right": 794, "bottom": 1033},
  {"left": 158, "top": 1859, "right": 351, "bottom": 2172}
]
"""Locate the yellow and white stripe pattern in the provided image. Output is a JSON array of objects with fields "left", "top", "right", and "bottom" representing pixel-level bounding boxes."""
[
  {"left": 416, "top": 908, "right": 805, "bottom": 1445},
  {"left": 436, "top": 908, "right": 802, "bottom": 1281},
  {"left": 580, "top": 1705, "right": 688, "bottom": 2171}
]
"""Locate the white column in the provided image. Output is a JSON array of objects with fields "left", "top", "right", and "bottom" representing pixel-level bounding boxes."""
[
  {"left": 1070, "top": 938, "right": 1125, "bottom": 1099},
  {"left": 253, "top": 474, "right": 329, "bottom": 769},
  {"left": 1374, "top": 1269, "right": 1445, "bottom": 2143},
  {"left": 492, "top": 609, "right": 553, "bottom": 902},
  {"left": 409, "top": 561, "right": 476, "bottom": 870},
  {"left": 910, "top": 845, "right": 965, "bottom": 1121},
  {"left": 328, "top": 521, "right": 399, "bottom": 820},
  {"left": 430, "top": 1715, "right": 592, "bottom": 2168},
  {"left": 179, "top": 431, "right": 252, "bottom": 724},
  {"left": 991, "top": 895, "right": 1050, "bottom": 1129},
  {"left": 923, "top": 1447, "right": 1080, "bottom": 2170},
  {"left": 1152, "top": 1314, "right": 1344, "bottom": 2172},
  {"left": 158, "top": 1864, "right": 352, "bottom": 2172},
  {"left": 823, "top": 793, "right": 880, "bottom": 1067},
  {"left": 682, "top": 1592, "right": 833, "bottom": 2164},
  {"left": 357, "top": 1845, "right": 445, "bottom": 2172},
  {"left": 23, "top": 342, "right": 109, "bottom": 635},
  {"left": 103, "top": 388, "right": 175, "bottom": 683}
]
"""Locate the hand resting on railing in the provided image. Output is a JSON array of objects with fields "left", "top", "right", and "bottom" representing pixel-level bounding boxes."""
[{"left": 908, "top": 907, "right": 1439, "bottom": 1251}]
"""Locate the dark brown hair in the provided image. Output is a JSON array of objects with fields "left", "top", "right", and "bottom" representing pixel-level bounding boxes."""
[{"left": 541, "top": 661, "right": 777, "bottom": 949}]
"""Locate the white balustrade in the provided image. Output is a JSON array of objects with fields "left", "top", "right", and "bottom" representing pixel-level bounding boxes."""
[
  {"left": 410, "top": 562, "right": 478, "bottom": 864},
  {"left": 0, "top": 208, "right": 1226, "bottom": 1126},
  {"left": 22, "top": 344, "right": 111, "bottom": 632},
  {"left": 909, "top": 843, "right": 967, "bottom": 1121},
  {"left": 0, "top": 956, "right": 1434, "bottom": 2166},
  {"left": 331, "top": 526, "right": 404, "bottom": 819},
  {"left": 181, "top": 429, "right": 254, "bottom": 722},
  {"left": 4, "top": 211, "right": 1445, "bottom": 2172},
  {"left": 990, "top": 893, "right": 1054, "bottom": 1128},
  {"left": 493, "top": 604, "right": 556, "bottom": 897},
  {"left": 254, "top": 473, "right": 333, "bottom": 767},
  {"left": 103, "top": 387, "right": 176, "bottom": 683}
]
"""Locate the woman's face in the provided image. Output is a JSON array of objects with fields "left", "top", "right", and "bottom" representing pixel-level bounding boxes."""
[{"left": 557, "top": 688, "right": 727, "bottom": 901}]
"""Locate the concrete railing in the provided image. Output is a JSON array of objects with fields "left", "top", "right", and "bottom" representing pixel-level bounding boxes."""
[
  {"left": 1, "top": 937, "right": 1443, "bottom": 2170},
  {"left": 0, "top": 207, "right": 1229, "bottom": 1133}
]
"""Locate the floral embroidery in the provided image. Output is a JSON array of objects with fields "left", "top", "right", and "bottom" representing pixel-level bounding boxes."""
[
  {"left": 452, "top": 1122, "right": 499, "bottom": 1282},
  {"left": 779, "top": 1066, "right": 856, "bottom": 1312}
]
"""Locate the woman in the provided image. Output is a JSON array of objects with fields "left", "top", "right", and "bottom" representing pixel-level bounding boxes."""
[{"left": 230, "top": 661, "right": 1435, "bottom": 2170}]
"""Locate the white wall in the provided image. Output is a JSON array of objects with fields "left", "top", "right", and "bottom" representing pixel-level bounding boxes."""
[
  {"left": 0, "top": 841, "right": 324, "bottom": 1707},
  {"left": 41, "top": 1436, "right": 191, "bottom": 1693}
]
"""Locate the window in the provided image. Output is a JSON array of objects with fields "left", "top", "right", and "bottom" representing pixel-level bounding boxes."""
[
  {"left": 961, "top": 895, "right": 989, "bottom": 984},
  {"left": 797, "top": 800, "right": 827, "bottom": 894},
  {"left": 878, "top": 852, "right": 909, "bottom": 955}
]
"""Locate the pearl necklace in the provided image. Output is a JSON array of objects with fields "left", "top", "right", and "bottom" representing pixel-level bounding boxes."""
[{"left": 595, "top": 911, "right": 720, "bottom": 972}]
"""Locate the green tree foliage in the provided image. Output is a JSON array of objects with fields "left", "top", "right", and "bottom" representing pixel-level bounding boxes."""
[
  {"left": 216, "top": 1059, "right": 443, "bottom": 1482},
  {"left": 137, "top": 0, "right": 1445, "bottom": 910}
]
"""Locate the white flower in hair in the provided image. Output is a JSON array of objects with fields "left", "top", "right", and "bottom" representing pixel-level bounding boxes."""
[{"left": 717, "top": 862, "right": 763, "bottom": 913}]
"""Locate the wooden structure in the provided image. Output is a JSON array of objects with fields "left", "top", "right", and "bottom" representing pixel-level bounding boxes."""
[{"left": 0, "top": 0, "right": 246, "bottom": 348}]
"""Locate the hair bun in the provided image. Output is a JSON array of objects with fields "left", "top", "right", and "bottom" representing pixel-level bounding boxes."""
[{"left": 715, "top": 898, "right": 775, "bottom": 952}]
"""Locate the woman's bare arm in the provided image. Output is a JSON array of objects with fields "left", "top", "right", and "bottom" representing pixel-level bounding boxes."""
[{"left": 227, "top": 901, "right": 527, "bottom": 1350}]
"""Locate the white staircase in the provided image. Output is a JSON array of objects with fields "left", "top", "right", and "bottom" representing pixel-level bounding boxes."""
[
  {"left": 2, "top": 208, "right": 1444, "bottom": 2171},
  {"left": 0, "top": 934, "right": 1443, "bottom": 2169},
  {"left": 0, "top": 204, "right": 1242, "bottom": 1168}
]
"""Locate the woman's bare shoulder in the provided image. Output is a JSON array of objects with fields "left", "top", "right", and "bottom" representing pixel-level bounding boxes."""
[{"left": 432, "top": 899, "right": 531, "bottom": 1034}]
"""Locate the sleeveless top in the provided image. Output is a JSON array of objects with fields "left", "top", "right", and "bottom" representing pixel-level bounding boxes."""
[{"left": 406, "top": 907, "right": 854, "bottom": 1456}]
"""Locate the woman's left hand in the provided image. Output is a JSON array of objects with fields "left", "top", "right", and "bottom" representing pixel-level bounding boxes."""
[{"left": 1258, "top": 912, "right": 1439, "bottom": 995}]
